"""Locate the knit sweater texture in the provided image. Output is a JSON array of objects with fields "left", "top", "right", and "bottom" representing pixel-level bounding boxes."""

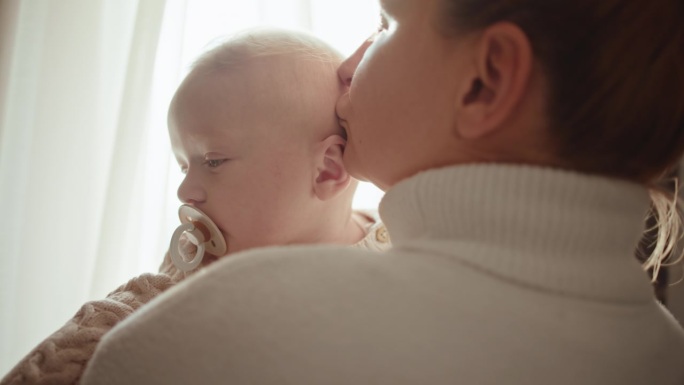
[
  {"left": 81, "top": 165, "right": 684, "bottom": 385},
  {"left": 1, "top": 212, "right": 388, "bottom": 385}
]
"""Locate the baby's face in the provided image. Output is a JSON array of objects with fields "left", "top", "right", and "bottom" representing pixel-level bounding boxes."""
[{"left": 168, "top": 68, "right": 323, "bottom": 255}]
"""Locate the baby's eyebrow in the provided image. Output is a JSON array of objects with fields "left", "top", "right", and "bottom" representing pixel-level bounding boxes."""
[{"left": 203, "top": 152, "right": 230, "bottom": 160}]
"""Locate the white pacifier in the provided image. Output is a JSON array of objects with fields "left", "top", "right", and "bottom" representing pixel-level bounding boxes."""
[{"left": 169, "top": 204, "right": 227, "bottom": 272}]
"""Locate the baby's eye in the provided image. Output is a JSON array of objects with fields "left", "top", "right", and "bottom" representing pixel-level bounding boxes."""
[{"left": 205, "top": 159, "right": 227, "bottom": 168}]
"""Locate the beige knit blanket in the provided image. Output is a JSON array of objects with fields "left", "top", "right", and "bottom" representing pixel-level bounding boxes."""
[{"left": 0, "top": 244, "right": 200, "bottom": 385}]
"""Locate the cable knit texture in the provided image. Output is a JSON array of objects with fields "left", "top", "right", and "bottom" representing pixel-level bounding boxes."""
[
  {"left": 80, "top": 165, "right": 684, "bottom": 385},
  {"left": 2, "top": 218, "right": 388, "bottom": 385},
  {"left": 0, "top": 243, "right": 192, "bottom": 385}
]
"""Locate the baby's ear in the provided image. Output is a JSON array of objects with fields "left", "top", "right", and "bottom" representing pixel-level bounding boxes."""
[{"left": 313, "top": 134, "right": 351, "bottom": 201}]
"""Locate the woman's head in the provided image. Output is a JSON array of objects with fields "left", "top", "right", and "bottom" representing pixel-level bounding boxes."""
[
  {"left": 438, "top": 0, "right": 684, "bottom": 183},
  {"left": 337, "top": 0, "right": 684, "bottom": 188}
]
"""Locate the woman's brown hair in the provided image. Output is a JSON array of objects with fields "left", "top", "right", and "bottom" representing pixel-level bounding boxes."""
[{"left": 437, "top": 0, "right": 684, "bottom": 277}]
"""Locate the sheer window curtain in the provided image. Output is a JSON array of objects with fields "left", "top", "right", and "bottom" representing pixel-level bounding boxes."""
[{"left": 0, "top": 0, "right": 381, "bottom": 372}]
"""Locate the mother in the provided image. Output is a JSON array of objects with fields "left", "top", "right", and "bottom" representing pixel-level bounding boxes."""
[{"left": 83, "top": 0, "right": 684, "bottom": 384}]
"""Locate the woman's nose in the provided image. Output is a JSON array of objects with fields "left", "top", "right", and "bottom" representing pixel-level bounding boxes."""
[
  {"left": 177, "top": 173, "right": 206, "bottom": 205},
  {"left": 337, "top": 38, "right": 372, "bottom": 87}
]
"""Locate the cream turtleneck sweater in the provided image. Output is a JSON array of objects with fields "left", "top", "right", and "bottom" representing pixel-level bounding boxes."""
[{"left": 82, "top": 165, "right": 684, "bottom": 385}]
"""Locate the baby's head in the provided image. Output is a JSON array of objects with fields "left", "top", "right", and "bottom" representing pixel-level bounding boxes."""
[{"left": 168, "top": 29, "right": 360, "bottom": 255}]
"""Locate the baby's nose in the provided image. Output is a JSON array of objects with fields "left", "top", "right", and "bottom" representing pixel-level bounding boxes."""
[{"left": 177, "top": 175, "right": 206, "bottom": 204}]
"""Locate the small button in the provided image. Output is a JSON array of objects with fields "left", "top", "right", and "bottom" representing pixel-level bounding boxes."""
[{"left": 375, "top": 226, "right": 389, "bottom": 243}]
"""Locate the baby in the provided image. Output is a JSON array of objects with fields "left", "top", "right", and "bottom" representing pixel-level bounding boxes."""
[{"left": 1, "top": 29, "right": 389, "bottom": 385}]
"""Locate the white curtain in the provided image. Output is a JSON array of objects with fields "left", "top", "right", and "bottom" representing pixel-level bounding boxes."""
[{"left": 0, "top": 0, "right": 381, "bottom": 373}]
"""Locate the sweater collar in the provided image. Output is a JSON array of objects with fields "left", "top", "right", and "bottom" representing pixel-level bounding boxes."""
[{"left": 380, "top": 164, "right": 656, "bottom": 303}]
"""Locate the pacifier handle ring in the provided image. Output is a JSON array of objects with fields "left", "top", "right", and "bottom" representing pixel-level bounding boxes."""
[{"left": 170, "top": 223, "right": 206, "bottom": 272}]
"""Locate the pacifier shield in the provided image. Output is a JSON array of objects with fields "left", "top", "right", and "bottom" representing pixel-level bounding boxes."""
[{"left": 178, "top": 204, "right": 227, "bottom": 256}]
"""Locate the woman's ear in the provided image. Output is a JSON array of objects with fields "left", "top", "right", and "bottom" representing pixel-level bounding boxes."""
[
  {"left": 455, "top": 22, "right": 533, "bottom": 139},
  {"left": 313, "top": 134, "right": 351, "bottom": 201}
]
